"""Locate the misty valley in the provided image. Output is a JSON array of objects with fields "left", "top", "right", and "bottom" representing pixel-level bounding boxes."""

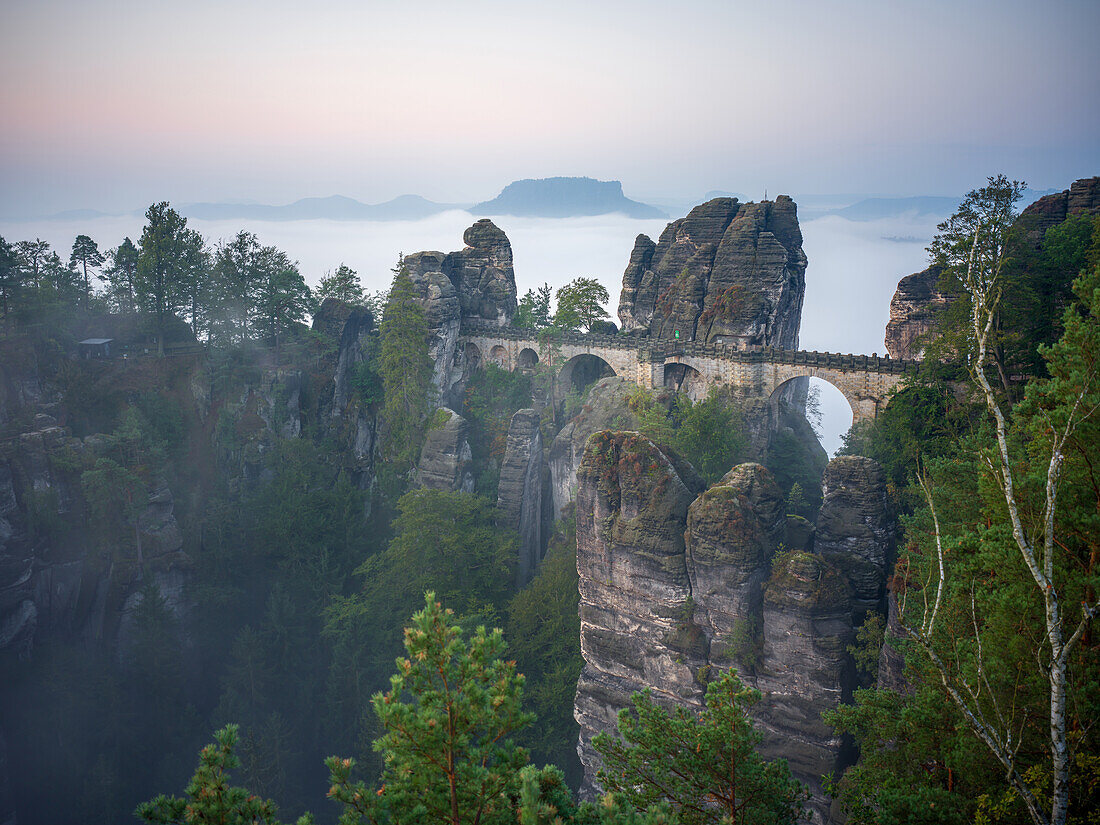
[{"left": 1, "top": 176, "right": 1099, "bottom": 825}]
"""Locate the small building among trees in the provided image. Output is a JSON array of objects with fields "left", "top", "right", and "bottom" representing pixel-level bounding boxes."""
[{"left": 77, "top": 338, "right": 114, "bottom": 359}]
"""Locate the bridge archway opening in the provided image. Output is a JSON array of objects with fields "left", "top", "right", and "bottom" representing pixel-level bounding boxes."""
[
  {"left": 517, "top": 347, "right": 539, "bottom": 370},
  {"left": 663, "top": 362, "right": 707, "bottom": 402},
  {"left": 489, "top": 345, "right": 509, "bottom": 368},
  {"left": 768, "top": 376, "right": 854, "bottom": 458},
  {"left": 559, "top": 353, "right": 615, "bottom": 396},
  {"left": 464, "top": 343, "right": 482, "bottom": 371}
]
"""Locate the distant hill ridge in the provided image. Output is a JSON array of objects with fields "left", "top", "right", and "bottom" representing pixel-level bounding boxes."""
[
  {"left": 472, "top": 177, "right": 667, "bottom": 219},
  {"left": 178, "top": 193, "right": 467, "bottom": 222}
]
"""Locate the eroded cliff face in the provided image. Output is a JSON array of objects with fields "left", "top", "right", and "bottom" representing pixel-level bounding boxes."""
[
  {"left": 617, "top": 197, "right": 807, "bottom": 349},
  {"left": 496, "top": 409, "right": 544, "bottom": 587},
  {"left": 549, "top": 377, "right": 642, "bottom": 518},
  {"left": 0, "top": 419, "right": 190, "bottom": 662},
  {"left": 573, "top": 431, "right": 706, "bottom": 798},
  {"left": 416, "top": 408, "right": 474, "bottom": 494},
  {"left": 885, "top": 177, "right": 1100, "bottom": 360},
  {"left": 814, "top": 456, "right": 894, "bottom": 617},
  {"left": 403, "top": 219, "right": 519, "bottom": 407},
  {"left": 574, "top": 435, "right": 893, "bottom": 822},
  {"left": 884, "top": 264, "right": 947, "bottom": 360}
]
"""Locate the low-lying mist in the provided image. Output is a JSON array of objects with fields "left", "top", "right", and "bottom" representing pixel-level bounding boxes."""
[{"left": 0, "top": 208, "right": 942, "bottom": 455}]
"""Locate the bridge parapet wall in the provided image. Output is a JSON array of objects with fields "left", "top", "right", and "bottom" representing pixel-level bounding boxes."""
[{"left": 458, "top": 321, "right": 916, "bottom": 422}]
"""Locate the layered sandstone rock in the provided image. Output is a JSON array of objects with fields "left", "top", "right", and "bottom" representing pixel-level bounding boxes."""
[
  {"left": 756, "top": 551, "right": 854, "bottom": 820},
  {"left": 884, "top": 264, "right": 946, "bottom": 360},
  {"left": 814, "top": 456, "right": 894, "bottom": 616},
  {"left": 573, "top": 431, "right": 706, "bottom": 797},
  {"left": 416, "top": 408, "right": 474, "bottom": 494},
  {"left": 885, "top": 177, "right": 1100, "bottom": 360},
  {"left": 548, "top": 377, "right": 642, "bottom": 517},
  {"left": 575, "top": 448, "right": 893, "bottom": 822},
  {"left": 403, "top": 220, "right": 519, "bottom": 407},
  {"left": 496, "top": 408, "right": 544, "bottom": 586},
  {"left": 1018, "top": 176, "right": 1100, "bottom": 246},
  {"left": 617, "top": 197, "right": 807, "bottom": 349}
]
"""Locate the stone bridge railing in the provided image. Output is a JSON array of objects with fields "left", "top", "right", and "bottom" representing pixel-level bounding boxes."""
[
  {"left": 459, "top": 320, "right": 917, "bottom": 374},
  {"left": 459, "top": 321, "right": 917, "bottom": 422}
]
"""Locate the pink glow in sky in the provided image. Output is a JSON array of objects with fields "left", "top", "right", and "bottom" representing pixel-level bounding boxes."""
[{"left": 2, "top": 0, "right": 1098, "bottom": 215}]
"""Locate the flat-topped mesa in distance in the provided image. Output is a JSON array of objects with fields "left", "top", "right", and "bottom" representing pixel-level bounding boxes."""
[
  {"left": 473, "top": 176, "right": 667, "bottom": 219},
  {"left": 617, "top": 196, "right": 807, "bottom": 349}
]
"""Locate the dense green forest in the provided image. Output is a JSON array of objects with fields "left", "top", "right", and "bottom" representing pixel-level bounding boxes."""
[{"left": 1, "top": 179, "right": 1098, "bottom": 825}]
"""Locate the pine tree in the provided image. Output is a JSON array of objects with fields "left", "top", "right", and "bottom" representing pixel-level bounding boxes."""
[
  {"left": 326, "top": 593, "right": 532, "bottom": 825},
  {"left": 316, "top": 264, "right": 365, "bottom": 304},
  {"left": 69, "top": 235, "right": 104, "bottom": 310},
  {"left": 593, "top": 669, "right": 807, "bottom": 825}
]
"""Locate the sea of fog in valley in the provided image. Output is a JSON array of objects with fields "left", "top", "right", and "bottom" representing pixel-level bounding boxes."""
[{"left": 0, "top": 209, "right": 942, "bottom": 455}]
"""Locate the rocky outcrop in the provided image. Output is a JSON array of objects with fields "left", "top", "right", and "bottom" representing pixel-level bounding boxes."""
[
  {"left": 496, "top": 409, "right": 544, "bottom": 586},
  {"left": 416, "top": 409, "right": 474, "bottom": 494},
  {"left": 756, "top": 551, "right": 854, "bottom": 819},
  {"left": 573, "top": 431, "right": 706, "bottom": 797},
  {"left": 884, "top": 177, "right": 1100, "bottom": 360},
  {"left": 403, "top": 220, "right": 519, "bottom": 407},
  {"left": 685, "top": 464, "right": 783, "bottom": 676},
  {"left": 617, "top": 197, "right": 807, "bottom": 349},
  {"left": 575, "top": 447, "right": 894, "bottom": 822},
  {"left": 213, "top": 367, "right": 305, "bottom": 492},
  {"left": 1018, "top": 176, "right": 1100, "bottom": 246},
  {"left": 548, "top": 378, "right": 642, "bottom": 517},
  {"left": 884, "top": 264, "right": 947, "bottom": 360},
  {"left": 814, "top": 456, "right": 893, "bottom": 616},
  {"left": 0, "top": 421, "right": 189, "bottom": 662}
]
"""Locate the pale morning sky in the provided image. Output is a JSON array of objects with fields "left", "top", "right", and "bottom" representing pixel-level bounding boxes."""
[{"left": 2, "top": 0, "right": 1098, "bottom": 216}]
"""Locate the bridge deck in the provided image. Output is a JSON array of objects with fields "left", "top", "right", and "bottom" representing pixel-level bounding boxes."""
[{"left": 459, "top": 320, "right": 917, "bottom": 375}]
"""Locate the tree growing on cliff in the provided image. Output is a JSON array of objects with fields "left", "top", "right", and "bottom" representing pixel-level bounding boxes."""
[
  {"left": 593, "top": 669, "right": 807, "bottom": 825},
  {"left": 103, "top": 237, "right": 139, "bottom": 314},
  {"left": 326, "top": 592, "right": 532, "bottom": 825},
  {"left": 379, "top": 264, "right": 434, "bottom": 480},
  {"left": 135, "top": 202, "right": 190, "bottom": 355},
  {"left": 554, "top": 277, "right": 610, "bottom": 332},
  {"left": 514, "top": 283, "right": 553, "bottom": 330},
  {"left": 317, "top": 264, "right": 365, "bottom": 305}
]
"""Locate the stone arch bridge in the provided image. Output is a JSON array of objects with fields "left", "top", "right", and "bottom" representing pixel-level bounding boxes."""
[{"left": 459, "top": 321, "right": 917, "bottom": 424}]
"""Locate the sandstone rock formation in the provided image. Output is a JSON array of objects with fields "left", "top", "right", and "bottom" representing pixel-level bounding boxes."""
[
  {"left": 416, "top": 408, "right": 474, "bottom": 494},
  {"left": 496, "top": 409, "right": 544, "bottom": 586},
  {"left": 574, "top": 445, "right": 893, "bottom": 822},
  {"left": 884, "top": 264, "right": 947, "bottom": 360},
  {"left": 1017, "top": 176, "right": 1100, "bottom": 246},
  {"left": 814, "top": 456, "right": 894, "bottom": 617},
  {"left": 548, "top": 377, "right": 642, "bottom": 517},
  {"left": 573, "top": 431, "right": 706, "bottom": 797},
  {"left": 0, "top": 420, "right": 189, "bottom": 662},
  {"left": 617, "top": 197, "right": 807, "bottom": 349},
  {"left": 885, "top": 177, "right": 1100, "bottom": 360},
  {"left": 403, "top": 220, "right": 519, "bottom": 407},
  {"left": 755, "top": 550, "right": 854, "bottom": 818}
]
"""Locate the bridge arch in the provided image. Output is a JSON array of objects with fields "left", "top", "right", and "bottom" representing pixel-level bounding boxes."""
[
  {"left": 517, "top": 347, "right": 539, "bottom": 370},
  {"left": 559, "top": 353, "right": 616, "bottom": 395},
  {"left": 464, "top": 342, "right": 483, "bottom": 371},
  {"left": 489, "top": 345, "right": 509, "bottom": 369},
  {"left": 766, "top": 366, "right": 893, "bottom": 426},
  {"left": 663, "top": 361, "right": 707, "bottom": 402}
]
